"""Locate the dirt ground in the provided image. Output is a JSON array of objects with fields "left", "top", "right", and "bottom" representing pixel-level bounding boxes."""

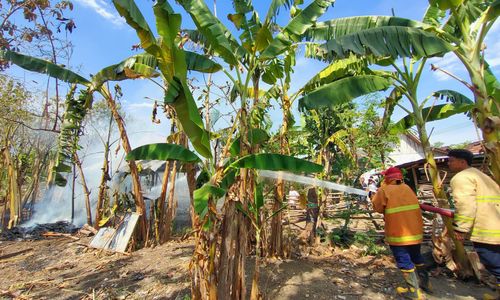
[{"left": 0, "top": 233, "right": 495, "bottom": 300}]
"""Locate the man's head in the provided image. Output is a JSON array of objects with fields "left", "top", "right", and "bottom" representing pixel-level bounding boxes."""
[
  {"left": 447, "top": 149, "right": 473, "bottom": 172},
  {"left": 381, "top": 167, "right": 403, "bottom": 183}
]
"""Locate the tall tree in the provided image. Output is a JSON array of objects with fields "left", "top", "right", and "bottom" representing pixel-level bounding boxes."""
[{"left": 425, "top": 0, "right": 500, "bottom": 183}]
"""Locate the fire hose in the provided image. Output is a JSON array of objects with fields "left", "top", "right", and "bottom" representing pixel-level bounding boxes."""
[{"left": 419, "top": 203, "right": 454, "bottom": 218}]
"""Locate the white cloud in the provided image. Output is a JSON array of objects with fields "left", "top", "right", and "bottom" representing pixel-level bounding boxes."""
[
  {"left": 126, "top": 101, "right": 154, "bottom": 109},
  {"left": 75, "top": 0, "right": 125, "bottom": 26}
]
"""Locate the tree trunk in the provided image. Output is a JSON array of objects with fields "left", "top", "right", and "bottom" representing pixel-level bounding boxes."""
[
  {"left": 3, "top": 147, "right": 20, "bottom": 229},
  {"left": 250, "top": 229, "right": 262, "bottom": 300},
  {"left": 103, "top": 89, "right": 147, "bottom": 240},
  {"left": 156, "top": 160, "right": 172, "bottom": 243},
  {"left": 414, "top": 109, "right": 473, "bottom": 278},
  {"left": 71, "top": 163, "right": 76, "bottom": 224},
  {"left": 269, "top": 97, "right": 291, "bottom": 257},
  {"left": 95, "top": 114, "right": 113, "bottom": 228},
  {"left": 467, "top": 66, "right": 500, "bottom": 184},
  {"left": 74, "top": 152, "right": 92, "bottom": 226},
  {"left": 218, "top": 199, "right": 248, "bottom": 300},
  {"left": 163, "top": 160, "right": 178, "bottom": 241}
]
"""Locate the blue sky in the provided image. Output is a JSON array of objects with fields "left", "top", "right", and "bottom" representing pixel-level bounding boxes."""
[{"left": 7, "top": 0, "right": 500, "bottom": 148}]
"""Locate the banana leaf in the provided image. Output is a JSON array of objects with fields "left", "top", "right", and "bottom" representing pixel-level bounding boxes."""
[
  {"left": 261, "top": 0, "right": 335, "bottom": 59},
  {"left": 301, "top": 54, "right": 374, "bottom": 93},
  {"left": 254, "top": 181, "right": 264, "bottom": 213},
  {"left": 230, "top": 128, "right": 270, "bottom": 156},
  {"left": 423, "top": 4, "right": 446, "bottom": 26},
  {"left": 382, "top": 88, "right": 403, "bottom": 129},
  {"left": 485, "top": 63, "right": 500, "bottom": 104},
  {"left": 177, "top": 0, "right": 246, "bottom": 66},
  {"left": 320, "top": 26, "right": 453, "bottom": 60},
  {"left": 439, "top": 0, "right": 489, "bottom": 39},
  {"left": 429, "top": 0, "right": 464, "bottom": 10},
  {"left": 298, "top": 75, "right": 393, "bottom": 110},
  {"left": 232, "top": 0, "right": 253, "bottom": 14},
  {"left": 220, "top": 171, "right": 237, "bottom": 192},
  {"left": 116, "top": 0, "right": 212, "bottom": 159},
  {"left": 485, "top": 0, "right": 500, "bottom": 22},
  {"left": 91, "top": 53, "right": 159, "bottom": 88},
  {"left": 264, "top": 0, "right": 293, "bottom": 25},
  {"left": 391, "top": 102, "right": 474, "bottom": 133},
  {"left": 193, "top": 184, "right": 226, "bottom": 217},
  {"left": 125, "top": 143, "right": 201, "bottom": 163},
  {"left": 113, "top": 0, "right": 161, "bottom": 56},
  {"left": 164, "top": 77, "right": 212, "bottom": 158},
  {"left": 303, "top": 16, "right": 427, "bottom": 42},
  {"left": 323, "top": 129, "right": 352, "bottom": 159},
  {"left": 184, "top": 51, "right": 222, "bottom": 73},
  {"left": 54, "top": 88, "right": 92, "bottom": 186},
  {"left": 0, "top": 50, "right": 90, "bottom": 85},
  {"left": 229, "top": 153, "right": 323, "bottom": 173},
  {"left": 432, "top": 90, "right": 474, "bottom": 104}
]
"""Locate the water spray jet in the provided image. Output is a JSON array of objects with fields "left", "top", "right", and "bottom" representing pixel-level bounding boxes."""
[{"left": 259, "top": 170, "right": 368, "bottom": 197}]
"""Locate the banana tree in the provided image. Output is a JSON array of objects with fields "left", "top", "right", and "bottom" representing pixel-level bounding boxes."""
[
  {"left": 424, "top": 0, "right": 500, "bottom": 183},
  {"left": 127, "top": 140, "right": 323, "bottom": 300},
  {"left": 168, "top": 0, "right": 336, "bottom": 298},
  {"left": 295, "top": 14, "right": 476, "bottom": 276}
]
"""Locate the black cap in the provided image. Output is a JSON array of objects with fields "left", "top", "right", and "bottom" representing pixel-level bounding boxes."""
[{"left": 448, "top": 149, "right": 473, "bottom": 166}]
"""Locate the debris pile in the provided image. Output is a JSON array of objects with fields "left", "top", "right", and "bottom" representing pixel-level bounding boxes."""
[{"left": 0, "top": 221, "right": 78, "bottom": 241}]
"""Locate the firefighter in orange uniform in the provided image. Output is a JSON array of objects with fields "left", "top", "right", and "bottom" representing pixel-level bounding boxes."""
[{"left": 372, "top": 167, "right": 429, "bottom": 299}]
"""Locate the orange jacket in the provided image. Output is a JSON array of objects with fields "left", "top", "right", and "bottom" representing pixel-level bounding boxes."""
[{"left": 372, "top": 182, "right": 423, "bottom": 246}]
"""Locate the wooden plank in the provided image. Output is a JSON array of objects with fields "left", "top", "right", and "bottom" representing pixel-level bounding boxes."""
[{"left": 0, "top": 247, "right": 33, "bottom": 260}]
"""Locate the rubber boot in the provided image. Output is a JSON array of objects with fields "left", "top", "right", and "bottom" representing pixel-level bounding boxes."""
[
  {"left": 396, "top": 269, "right": 424, "bottom": 299},
  {"left": 483, "top": 283, "right": 500, "bottom": 300},
  {"left": 415, "top": 264, "right": 433, "bottom": 294}
]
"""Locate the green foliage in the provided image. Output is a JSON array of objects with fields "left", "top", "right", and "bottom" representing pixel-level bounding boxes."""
[
  {"left": 391, "top": 102, "right": 474, "bottom": 134},
  {"left": 193, "top": 184, "right": 226, "bottom": 218},
  {"left": 304, "top": 16, "right": 427, "bottom": 42},
  {"left": 298, "top": 75, "right": 393, "bottom": 111},
  {"left": 260, "top": 0, "right": 336, "bottom": 59},
  {"left": 176, "top": 0, "right": 245, "bottom": 66},
  {"left": 319, "top": 26, "right": 453, "bottom": 60},
  {"left": 113, "top": 0, "right": 212, "bottom": 159},
  {"left": 429, "top": 0, "right": 464, "bottom": 10},
  {"left": 0, "top": 50, "right": 90, "bottom": 85},
  {"left": 229, "top": 153, "right": 323, "bottom": 173},
  {"left": 449, "top": 140, "right": 473, "bottom": 149},
  {"left": 229, "top": 128, "right": 270, "bottom": 156},
  {"left": 125, "top": 143, "right": 201, "bottom": 163},
  {"left": 328, "top": 228, "right": 387, "bottom": 256},
  {"left": 54, "top": 87, "right": 93, "bottom": 186}
]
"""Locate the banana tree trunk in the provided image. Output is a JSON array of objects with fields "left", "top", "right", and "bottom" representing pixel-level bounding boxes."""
[
  {"left": 95, "top": 113, "right": 113, "bottom": 228},
  {"left": 218, "top": 198, "right": 248, "bottom": 300},
  {"left": 467, "top": 65, "right": 500, "bottom": 184},
  {"left": 163, "top": 160, "right": 178, "bottom": 241},
  {"left": 74, "top": 152, "right": 92, "bottom": 226},
  {"left": 103, "top": 90, "right": 146, "bottom": 240},
  {"left": 269, "top": 107, "right": 290, "bottom": 257},
  {"left": 250, "top": 228, "right": 262, "bottom": 300},
  {"left": 414, "top": 111, "right": 473, "bottom": 278},
  {"left": 3, "top": 146, "right": 20, "bottom": 229},
  {"left": 218, "top": 104, "right": 250, "bottom": 299}
]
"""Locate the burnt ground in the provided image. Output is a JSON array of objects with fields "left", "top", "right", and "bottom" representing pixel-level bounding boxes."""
[{"left": 0, "top": 213, "right": 496, "bottom": 300}]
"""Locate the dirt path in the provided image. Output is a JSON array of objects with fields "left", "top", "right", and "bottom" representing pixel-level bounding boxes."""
[{"left": 1, "top": 236, "right": 493, "bottom": 299}]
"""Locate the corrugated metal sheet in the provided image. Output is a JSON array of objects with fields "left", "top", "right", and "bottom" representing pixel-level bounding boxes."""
[{"left": 89, "top": 213, "right": 140, "bottom": 253}]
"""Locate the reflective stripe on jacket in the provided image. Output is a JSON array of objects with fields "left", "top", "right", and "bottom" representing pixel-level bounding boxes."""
[
  {"left": 451, "top": 167, "right": 500, "bottom": 244},
  {"left": 372, "top": 183, "right": 423, "bottom": 246}
]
